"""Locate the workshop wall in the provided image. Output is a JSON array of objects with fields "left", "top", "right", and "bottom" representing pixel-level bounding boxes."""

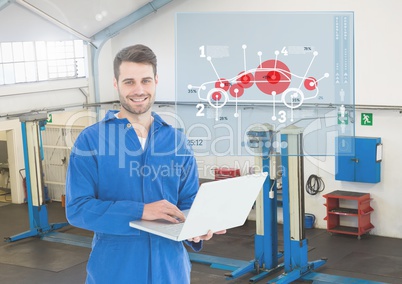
[
  {"left": 100, "top": 0, "right": 402, "bottom": 238},
  {"left": 0, "top": 0, "right": 401, "bottom": 238}
]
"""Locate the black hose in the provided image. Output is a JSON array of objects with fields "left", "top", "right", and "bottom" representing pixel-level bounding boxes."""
[{"left": 306, "top": 174, "right": 325, "bottom": 195}]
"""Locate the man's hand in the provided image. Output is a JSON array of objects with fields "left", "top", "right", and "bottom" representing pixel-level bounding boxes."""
[
  {"left": 187, "top": 229, "right": 227, "bottom": 243},
  {"left": 142, "top": 199, "right": 186, "bottom": 223}
]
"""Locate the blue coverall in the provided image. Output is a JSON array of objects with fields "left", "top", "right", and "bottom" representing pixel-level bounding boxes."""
[{"left": 66, "top": 110, "right": 201, "bottom": 283}]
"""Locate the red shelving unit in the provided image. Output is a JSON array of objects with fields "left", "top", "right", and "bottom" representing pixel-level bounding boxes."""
[{"left": 323, "top": 190, "right": 374, "bottom": 239}]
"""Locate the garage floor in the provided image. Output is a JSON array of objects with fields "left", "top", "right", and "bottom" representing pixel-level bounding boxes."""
[{"left": 0, "top": 201, "right": 401, "bottom": 284}]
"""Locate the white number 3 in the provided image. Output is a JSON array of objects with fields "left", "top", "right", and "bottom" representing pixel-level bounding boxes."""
[{"left": 278, "top": 110, "right": 286, "bottom": 123}]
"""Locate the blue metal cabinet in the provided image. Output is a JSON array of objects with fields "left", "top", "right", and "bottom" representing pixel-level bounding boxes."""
[{"left": 335, "top": 136, "right": 381, "bottom": 183}]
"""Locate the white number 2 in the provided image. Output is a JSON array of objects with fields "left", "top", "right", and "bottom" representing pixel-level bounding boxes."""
[{"left": 196, "top": 103, "right": 205, "bottom": 116}]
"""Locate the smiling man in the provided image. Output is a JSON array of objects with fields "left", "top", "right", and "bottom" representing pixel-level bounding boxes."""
[{"left": 65, "top": 44, "right": 223, "bottom": 284}]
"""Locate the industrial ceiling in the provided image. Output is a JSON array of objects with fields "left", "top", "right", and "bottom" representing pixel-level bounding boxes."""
[{"left": 0, "top": 0, "right": 173, "bottom": 43}]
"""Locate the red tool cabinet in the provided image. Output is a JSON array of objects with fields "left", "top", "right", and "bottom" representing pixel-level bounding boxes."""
[
  {"left": 214, "top": 168, "right": 240, "bottom": 180},
  {"left": 323, "top": 190, "right": 374, "bottom": 239}
]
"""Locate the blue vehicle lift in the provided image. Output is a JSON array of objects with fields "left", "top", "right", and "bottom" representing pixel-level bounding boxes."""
[
  {"left": 191, "top": 124, "right": 384, "bottom": 284},
  {"left": 268, "top": 125, "right": 326, "bottom": 283},
  {"left": 4, "top": 113, "right": 91, "bottom": 248}
]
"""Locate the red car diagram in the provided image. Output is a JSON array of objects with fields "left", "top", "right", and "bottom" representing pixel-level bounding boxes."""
[{"left": 188, "top": 48, "right": 329, "bottom": 114}]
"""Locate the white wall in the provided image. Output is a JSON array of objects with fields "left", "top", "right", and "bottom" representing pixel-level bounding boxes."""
[
  {"left": 0, "top": 4, "right": 77, "bottom": 42},
  {"left": 98, "top": 41, "right": 117, "bottom": 102},
  {"left": 0, "top": 79, "right": 90, "bottom": 115},
  {"left": 303, "top": 108, "right": 402, "bottom": 238},
  {"left": 97, "top": 0, "right": 402, "bottom": 238}
]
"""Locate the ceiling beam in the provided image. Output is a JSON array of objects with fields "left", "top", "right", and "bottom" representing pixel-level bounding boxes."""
[
  {"left": 91, "top": 0, "right": 174, "bottom": 48},
  {"left": 0, "top": 0, "right": 12, "bottom": 12}
]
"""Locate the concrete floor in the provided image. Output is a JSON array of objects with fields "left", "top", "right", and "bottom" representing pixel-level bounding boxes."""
[{"left": 0, "top": 201, "right": 401, "bottom": 284}]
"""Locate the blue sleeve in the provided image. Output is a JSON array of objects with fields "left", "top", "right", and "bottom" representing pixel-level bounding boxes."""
[
  {"left": 175, "top": 138, "right": 205, "bottom": 251},
  {"left": 65, "top": 135, "right": 144, "bottom": 236},
  {"left": 177, "top": 155, "right": 199, "bottom": 211},
  {"left": 184, "top": 240, "right": 203, "bottom": 252}
]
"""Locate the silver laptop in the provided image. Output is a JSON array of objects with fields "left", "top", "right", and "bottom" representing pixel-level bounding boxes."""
[{"left": 129, "top": 172, "right": 268, "bottom": 241}]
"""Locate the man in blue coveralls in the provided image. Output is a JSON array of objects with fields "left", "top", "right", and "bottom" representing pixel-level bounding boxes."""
[{"left": 66, "top": 44, "right": 224, "bottom": 283}]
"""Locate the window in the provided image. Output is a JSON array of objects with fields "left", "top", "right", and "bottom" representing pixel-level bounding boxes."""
[{"left": 0, "top": 40, "right": 87, "bottom": 85}]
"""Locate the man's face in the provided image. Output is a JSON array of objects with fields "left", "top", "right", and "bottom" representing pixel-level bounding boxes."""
[{"left": 114, "top": 61, "right": 158, "bottom": 116}]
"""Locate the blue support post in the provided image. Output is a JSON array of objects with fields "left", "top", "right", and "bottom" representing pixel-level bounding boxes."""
[
  {"left": 280, "top": 135, "right": 296, "bottom": 274},
  {"left": 268, "top": 128, "right": 327, "bottom": 283},
  {"left": 256, "top": 142, "right": 279, "bottom": 270}
]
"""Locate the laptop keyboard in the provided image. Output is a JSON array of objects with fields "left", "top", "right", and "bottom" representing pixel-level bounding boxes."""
[{"left": 158, "top": 222, "right": 184, "bottom": 236}]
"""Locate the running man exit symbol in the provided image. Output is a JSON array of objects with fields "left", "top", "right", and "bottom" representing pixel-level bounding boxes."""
[{"left": 361, "top": 113, "right": 373, "bottom": 126}]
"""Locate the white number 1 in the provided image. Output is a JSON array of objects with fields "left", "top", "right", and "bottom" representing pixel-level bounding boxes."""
[{"left": 199, "top": 45, "right": 206, "bottom": 58}]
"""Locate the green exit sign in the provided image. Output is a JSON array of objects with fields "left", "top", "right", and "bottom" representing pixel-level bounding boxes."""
[{"left": 361, "top": 113, "right": 373, "bottom": 126}]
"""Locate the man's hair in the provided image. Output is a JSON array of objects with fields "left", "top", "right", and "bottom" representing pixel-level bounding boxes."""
[{"left": 113, "top": 44, "right": 157, "bottom": 80}]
